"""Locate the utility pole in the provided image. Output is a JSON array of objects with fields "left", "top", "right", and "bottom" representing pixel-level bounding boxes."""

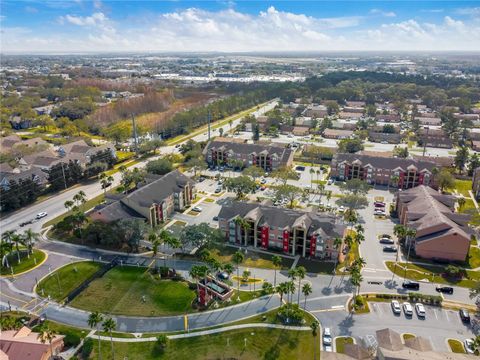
[
  {"left": 207, "top": 111, "right": 211, "bottom": 141},
  {"left": 131, "top": 113, "right": 139, "bottom": 156},
  {"left": 60, "top": 162, "right": 67, "bottom": 190}
]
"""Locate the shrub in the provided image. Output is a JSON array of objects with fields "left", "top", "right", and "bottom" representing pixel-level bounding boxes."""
[
  {"left": 81, "top": 338, "right": 93, "bottom": 358},
  {"left": 277, "top": 303, "right": 304, "bottom": 325},
  {"left": 63, "top": 332, "right": 81, "bottom": 348}
]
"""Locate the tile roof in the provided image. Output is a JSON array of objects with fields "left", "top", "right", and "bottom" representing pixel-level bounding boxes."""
[
  {"left": 0, "top": 135, "right": 21, "bottom": 150},
  {"left": 376, "top": 328, "right": 403, "bottom": 351}
]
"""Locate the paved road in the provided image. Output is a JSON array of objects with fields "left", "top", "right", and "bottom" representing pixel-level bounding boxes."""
[
  {"left": 0, "top": 100, "right": 279, "bottom": 234},
  {"left": 316, "top": 302, "right": 475, "bottom": 352}
]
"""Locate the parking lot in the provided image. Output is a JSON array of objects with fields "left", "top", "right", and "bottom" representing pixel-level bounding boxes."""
[{"left": 317, "top": 302, "right": 475, "bottom": 352}]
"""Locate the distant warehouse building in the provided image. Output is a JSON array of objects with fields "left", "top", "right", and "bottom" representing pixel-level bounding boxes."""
[
  {"left": 204, "top": 138, "right": 294, "bottom": 172},
  {"left": 396, "top": 185, "right": 472, "bottom": 262},
  {"left": 218, "top": 199, "right": 346, "bottom": 259},
  {"left": 331, "top": 153, "right": 437, "bottom": 189}
]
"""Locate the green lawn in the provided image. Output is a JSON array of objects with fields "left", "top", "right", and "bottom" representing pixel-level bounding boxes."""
[
  {"left": 468, "top": 246, "right": 480, "bottom": 269},
  {"left": 70, "top": 266, "right": 196, "bottom": 316},
  {"left": 0, "top": 249, "right": 46, "bottom": 275},
  {"left": 335, "top": 337, "right": 354, "bottom": 353},
  {"left": 385, "top": 261, "right": 480, "bottom": 288},
  {"left": 36, "top": 261, "right": 103, "bottom": 301},
  {"left": 88, "top": 327, "right": 317, "bottom": 360},
  {"left": 455, "top": 179, "right": 473, "bottom": 197},
  {"left": 448, "top": 339, "right": 466, "bottom": 353},
  {"left": 32, "top": 320, "right": 88, "bottom": 348},
  {"left": 459, "top": 198, "right": 476, "bottom": 213},
  {"left": 210, "top": 246, "right": 294, "bottom": 270}
]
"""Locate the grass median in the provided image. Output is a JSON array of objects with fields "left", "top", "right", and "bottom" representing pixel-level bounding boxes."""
[{"left": 0, "top": 249, "right": 46, "bottom": 276}]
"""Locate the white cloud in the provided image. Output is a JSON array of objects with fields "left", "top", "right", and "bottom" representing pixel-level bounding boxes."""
[
  {"left": 3, "top": 7, "right": 480, "bottom": 53},
  {"left": 455, "top": 7, "right": 480, "bottom": 16},
  {"left": 370, "top": 9, "right": 396, "bottom": 17},
  {"left": 25, "top": 6, "right": 39, "bottom": 14}
]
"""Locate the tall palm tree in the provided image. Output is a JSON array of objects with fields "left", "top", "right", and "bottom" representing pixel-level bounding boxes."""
[
  {"left": 233, "top": 217, "right": 251, "bottom": 246},
  {"left": 11, "top": 232, "right": 25, "bottom": 264},
  {"left": 1, "top": 230, "right": 16, "bottom": 268},
  {"left": 159, "top": 230, "right": 173, "bottom": 267},
  {"left": 100, "top": 173, "right": 114, "bottom": 196},
  {"left": 332, "top": 237, "right": 343, "bottom": 270},
  {"left": 102, "top": 317, "right": 116, "bottom": 360},
  {"left": 311, "top": 320, "right": 319, "bottom": 360},
  {"left": 309, "top": 168, "right": 315, "bottom": 189},
  {"left": 393, "top": 224, "right": 407, "bottom": 243},
  {"left": 232, "top": 250, "right": 245, "bottom": 296},
  {"left": 37, "top": 325, "right": 55, "bottom": 360},
  {"left": 457, "top": 197, "right": 466, "bottom": 210},
  {"left": 404, "top": 228, "right": 417, "bottom": 278},
  {"left": 295, "top": 266, "right": 306, "bottom": 305},
  {"left": 88, "top": 311, "right": 104, "bottom": 360},
  {"left": 22, "top": 229, "right": 39, "bottom": 257},
  {"left": 354, "top": 224, "right": 364, "bottom": 234},
  {"left": 272, "top": 255, "right": 282, "bottom": 287},
  {"left": 276, "top": 282, "right": 288, "bottom": 306},
  {"left": 189, "top": 265, "right": 202, "bottom": 300},
  {"left": 287, "top": 268, "right": 297, "bottom": 305},
  {"left": 302, "top": 283, "right": 312, "bottom": 310},
  {"left": 223, "top": 263, "right": 234, "bottom": 278},
  {"left": 148, "top": 230, "right": 159, "bottom": 258},
  {"left": 350, "top": 268, "right": 364, "bottom": 299}
]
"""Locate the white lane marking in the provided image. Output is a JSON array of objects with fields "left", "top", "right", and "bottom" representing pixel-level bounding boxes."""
[
  {"left": 331, "top": 305, "right": 344, "bottom": 309},
  {"left": 445, "top": 311, "right": 450, "bottom": 322},
  {"left": 433, "top": 308, "right": 439, "bottom": 320}
]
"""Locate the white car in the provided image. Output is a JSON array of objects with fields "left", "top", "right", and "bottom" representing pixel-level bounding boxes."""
[
  {"left": 374, "top": 209, "right": 386, "bottom": 216},
  {"left": 464, "top": 339, "right": 475, "bottom": 354},
  {"left": 338, "top": 206, "right": 345, "bottom": 213},
  {"left": 323, "top": 328, "right": 332, "bottom": 345},
  {"left": 36, "top": 212, "right": 48, "bottom": 219},
  {"left": 391, "top": 300, "right": 401, "bottom": 314},
  {"left": 415, "top": 303, "right": 426, "bottom": 318},
  {"left": 192, "top": 206, "right": 203, "bottom": 212},
  {"left": 403, "top": 302, "right": 413, "bottom": 316}
]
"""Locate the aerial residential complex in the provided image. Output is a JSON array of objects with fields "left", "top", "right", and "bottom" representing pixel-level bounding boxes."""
[
  {"left": 218, "top": 200, "right": 346, "bottom": 259},
  {"left": 331, "top": 153, "right": 438, "bottom": 189},
  {"left": 91, "top": 170, "right": 195, "bottom": 226},
  {"left": 396, "top": 185, "right": 471, "bottom": 262},
  {"left": 204, "top": 138, "right": 294, "bottom": 171}
]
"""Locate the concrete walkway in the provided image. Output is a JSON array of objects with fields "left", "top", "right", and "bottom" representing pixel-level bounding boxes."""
[{"left": 89, "top": 323, "right": 311, "bottom": 342}]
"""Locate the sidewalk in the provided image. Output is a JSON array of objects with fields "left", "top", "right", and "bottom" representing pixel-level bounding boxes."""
[{"left": 89, "top": 322, "right": 310, "bottom": 343}]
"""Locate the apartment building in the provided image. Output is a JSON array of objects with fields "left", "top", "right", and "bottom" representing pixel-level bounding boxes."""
[
  {"left": 396, "top": 185, "right": 471, "bottom": 262},
  {"left": 204, "top": 138, "right": 294, "bottom": 172},
  {"left": 331, "top": 153, "right": 437, "bottom": 189},
  {"left": 218, "top": 200, "right": 346, "bottom": 259},
  {"left": 91, "top": 170, "right": 195, "bottom": 227}
]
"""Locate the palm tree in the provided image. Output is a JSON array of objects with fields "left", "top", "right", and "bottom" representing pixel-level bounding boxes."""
[
  {"left": 393, "top": 224, "right": 407, "bottom": 243},
  {"left": 233, "top": 217, "right": 251, "bottom": 246},
  {"left": 309, "top": 168, "right": 315, "bottom": 189},
  {"left": 326, "top": 191, "right": 332, "bottom": 205},
  {"left": 73, "top": 190, "right": 87, "bottom": 207},
  {"left": 404, "top": 228, "right": 417, "bottom": 278},
  {"left": 457, "top": 197, "right": 466, "bottom": 210},
  {"left": 311, "top": 320, "right": 319, "bottom": 360},
  {"left": 102, "top": 317, "right": 116, "bottom": 360},
  {"left": 159, "top": 230, "right": 173, "bottom": 267},
  {"left": 295, "top": 266, "right": 306, "bottom": 305},
  {"left": 390, "top": 175, "right": 400, "bottom": 189},
  {"left": 223, "top": 263, "right": 234, "bottom": 278},
  {"left": 148, "top": 230, "right": 159, "bottom": 258},
  {"left": 189, "top": 265, "right": 202, "bottom": 299},
  {"left": 164, "top": 235, "right": 181, "bottom": 270},
  {"left": 276, "top": 282, "right": 288, "bottom": 305},
  {"left": 37, "top": 325, "right": 55, "bottom": 360},
  {"left": 350, "top": 268, "right": 364, "bottom": 299},
  {"left": 354, "top": 232, "right": 365, "bottom": 245},
  {"left": 64, "top": 200, "right": 74, "bottom": 211},
  {"left": 22, "top": 229, "right": 39, "bottom": 257},
  {"left": 232, "top": 250, "right": 245, "bottom": 296},
  {"left": 88, "top": 311, "right": 104, "bottom": 360},
  {"left": 100, "top": 173, "right": 114, "bottom": 196},
  {"left": 272, "top": 255, "right": 282, "bottom": 287},
  {"left": 354, "top": 224, "right": 364, "bottom": 234},
  {"left": 332, "top": 237, "right": 343, "bottom": 270},
  {"left": 287, "top": 268, "right": 297, "bottom": 304},
  {"left": 1, "top": 230, "right": 16, "bottom": 268},
  {"left": 302, "top": 283, "right": 312, "bottom": 309},
  {"left": 285, "top": 280, "right": 296, "bottom": 305},
  {"left": 11, "top": 232, "right": 25, "bottom": 264}
]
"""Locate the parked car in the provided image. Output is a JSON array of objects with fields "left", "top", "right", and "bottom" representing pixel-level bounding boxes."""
[
  {"left": 323, "top": 328, "right": 332, "bottom": 345},
  {"left": 374, "top": 201, "right": 386, "bottom": 207},
  {"left": 327, "top": 178, "right": 334, "bottom": 185},
  {"left": 464, "top": 339, "right": 475, "bottom": 354},
  {"left": 215, "top": 187, "right": 222, "bottom": 193},
  {"left": 295, "top": 166, "right": 305, "bottom": 171},
  {"left": 260, "top": 186, "right": 266, "bottom": 191},
  {"left": 379, "top": 238, "right": 395, "bottom": 245},
  {"left": 459, "top": 309, "right": 471, "bottom": 323},
  {"left": 198, "top": 176, "right": 206, "bottom": 182},
  {"left": 415, "top": 303, "right": 426, "bottom": 318},
  {"left": 260, "top": 178, "right": 267, "bottom": 184},
  {"left": 380, "top": 234, "right": 392, "bottom": 239},
  {"left": 36, "top": 212, "right": 48, "bottom": 219},
  {"left": 192, "top": 206, "right": 203, "bottom": 212},
  {"left": 436, "top": 286, "right": 454, "bottom": 294},
  {"left": 338, "top": 206, "right": 345, "bottom": 213},
  {"left": 383, "top": 246, "right": 397, "bottom": 253},
  {"left": 217, "top": 272, "right": 229, "bottom": 280},
  {"left": 403, "top": 302, "right": 413, "bottom": 316},
  {"left": 374, "top": 209, "right": 386, "bottom": 216},
  {"left": 402, "top": 281, "right": 420, "bottom": 290},
  {"left": 391, "top": 300, "right": 401, "bottom": 315},
  {"left": 212, "top": 216, "right": 219, "bottom": 221}
]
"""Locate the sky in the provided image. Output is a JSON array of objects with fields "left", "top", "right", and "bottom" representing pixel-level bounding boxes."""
[{"left": 1, "top": 0, "right": 480, "bottom": 54}]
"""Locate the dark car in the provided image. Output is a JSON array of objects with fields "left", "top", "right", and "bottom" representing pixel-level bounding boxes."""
[
  {"left": 212, "top": 216, "right": 219, "bottom": 221},
  {"left": 295, "top": 166, "right": 305, "bottom": 172},
  {"left": 459, "top": 309, "right": 471, "bottom": 323},
  {"left": 217, "top": 272, "right": 229, "bottom": 280},
  {"left": 436, "top": 286, "right": 454, "bottom": 294},
  {"left": 383, "top": 246, "right": 397, "bottom": 253},
  {"left": 379, "top": 238, "right": 395, "bottom": 245},
  {"left": 198, "top": 176, "right": 206, "bottom": 182},
  {"left": 402, "top": 281, "right": 420, "bottom": 290}
]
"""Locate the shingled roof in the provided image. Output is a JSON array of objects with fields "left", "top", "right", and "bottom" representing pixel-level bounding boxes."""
[
  {"left": 397, "top": 185, "right": 471, "bottom": 242},
  {"left": 204, "top": 139, "right": 293, "bottom": 164},
  {"left": 218, "top": 199, "right": 345, "bottom": 238},
  {"left": 332, "top": 153, "right": 437, "bottom": 172}
]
